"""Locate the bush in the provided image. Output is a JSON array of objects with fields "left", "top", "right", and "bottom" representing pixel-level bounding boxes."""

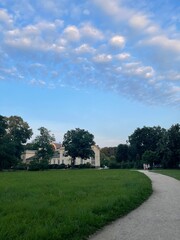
[
  {"left": 49, "top": 164, "right": 67, "bottom": 169},
  {"left": 14, "top": 163, "right": 27, "bottom": 170},
  {"left": 58, "top": 163, "right": 67, "bottom": 169},
  {"left": 78, "top": 162, "right": 93, "bottom": 169},
  {"left": 28, "top": 160, "right": 40, "bottom": 171},
  {"left": 39, "top": 159, "right": 49, "bottom": 170},
  {"left": 28, "top": 159, "right": 49, "bottom": 171},
  {"left": 109, "top": 161, "right": 121, "bottom": 169},
  {"left": 49, "top": 164, "right": 59, "bottom": 169}
]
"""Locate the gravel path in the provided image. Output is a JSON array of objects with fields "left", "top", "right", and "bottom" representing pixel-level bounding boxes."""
[{"left": 89, "top": 170, "right": 180, "bottom": 240}]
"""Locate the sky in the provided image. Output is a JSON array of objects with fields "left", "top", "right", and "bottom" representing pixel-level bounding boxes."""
[{"left": 0, "top": 0, "right": 180, "bottom": 147}]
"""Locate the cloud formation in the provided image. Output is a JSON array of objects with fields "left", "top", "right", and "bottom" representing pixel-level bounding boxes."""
[
  {"left": 109, "top": 35, "right": 125, "bottom": 49},
  {"left": 0, "top": 0, "right": 179, "bottom": 106}
]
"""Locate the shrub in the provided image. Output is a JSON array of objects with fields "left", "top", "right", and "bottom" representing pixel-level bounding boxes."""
[
  {"left": 14, "top": 163, "right": 27, "bottom": 170},
  {"left": 28, "top": 159, "right": 49, "bottom": 171},
  {"left": 28, "top": 160, "right": 40, "bottom": 171}
]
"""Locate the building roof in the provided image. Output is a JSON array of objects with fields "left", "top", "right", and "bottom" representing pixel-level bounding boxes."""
[{"left": 51, "top": 143, "right": 62, "bottom": 150}]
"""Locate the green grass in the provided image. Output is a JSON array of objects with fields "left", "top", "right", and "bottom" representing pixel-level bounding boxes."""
[
  {"left": 152, "top": 169, "right": 180, "bottom": 180},
  {"left": 0, "top": 170, "right": 152, "bottom": 240}
]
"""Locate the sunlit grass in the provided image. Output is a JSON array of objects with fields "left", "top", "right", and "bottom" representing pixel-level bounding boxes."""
[
  {"left": 0, "top": 170, "right": 152, "bottom": 240},
  {"left": 152, "top": 169, "right": 180, "bottom": 180}
]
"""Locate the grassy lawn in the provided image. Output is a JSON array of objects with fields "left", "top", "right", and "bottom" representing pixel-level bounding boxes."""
[
  {"left": 0, "top": 170, "right": 152, "bottom": 240},
  {"left": 152, "top": 169, "right": 180, "bottom": 180}
]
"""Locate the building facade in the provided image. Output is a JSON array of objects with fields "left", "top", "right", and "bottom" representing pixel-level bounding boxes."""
[{"left": 22, "top": 144, "right": 100, "bottom": 167}]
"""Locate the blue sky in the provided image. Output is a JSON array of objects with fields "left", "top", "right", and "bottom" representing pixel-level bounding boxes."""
[{"left": 0, "top": 0, "right": 180, "bottom": 147}]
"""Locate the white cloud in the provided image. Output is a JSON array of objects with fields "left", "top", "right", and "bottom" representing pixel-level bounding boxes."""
[
  {"left": 136, "top": 66, "right": 154, "bottom": 79},
  {"left": 49, "top": 44, "right": 65, "bottom": 53},
  {"left": 63, "top": 25, "right": 80, "bottom": 41},
  {"left": 93, "top": 0, "right": 120, "bottom": 15},
  {"left": 159, "top": 71, "right": 180, "bottom": 82},
  {"left": 116, "top": 52, "right": 130, "bottom": 60},
  {"left": 4, "top": 33, "right": 36, "bottom": 50},
  {"left": 1, "top": 0, "right": 180, "bottom": 106},
  {"left": 30, "top": 79, "right": 46, "bottom": 86},
  {"left": 30, "top": 63, "right": 45, "bottom": 68},
  {"left": 0, "top": 9, "right": 13, "bottom": 27},
  {"left": 4, "top": 19, "right": 65, "bottom": 52},
  {"left": 5, "top": 29, "right": 20, "bottom": 37},
  {"left": 93, "top": 0, "right": 131, "bottom": 21},
  {"left": 109, "top": 35, "right": 125, "bottom": 48},
  {"left": 0, "top": 66, "right": 17, "bottom": 75},
  {"left": 124, "top": 62, "right": 140, "bottom": 69},
  {"left": 169, "top": 86, "right": 180, "bottom": 94},
  {"left": 75, "top": 44, "right": 96, "bottom": 54},
  {"left": 7, "top": 20, "right": 62, "bottom": 38},
  {"left": 93, "top": 54, "right": 112, "bottom": 63},
  {"left": 172, "top": 74, "right": 180, "bottom": 81},
  {"left": 145, "top": 25, "right": 159, "bottom": 35},
  {"left": 123, "top": 62, "right": 154, "bottom": 79},
  {"left": 129, "top": 14, "right": 150, "bottom": 30},
  {"left": 34, "top": 20, "right": 64, "bottom": 32},
  {"left": 80, "top": 23, "right": 104, "bottom": 40},
  {"left": 37, "top": 0, "right": 66, "bottom": 16},
  {"left": 142, "top": 35, "right": 180, "bottom": 53}
]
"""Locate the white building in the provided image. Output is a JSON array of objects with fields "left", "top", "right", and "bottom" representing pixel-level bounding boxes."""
[{"left": 22, "top": 143, "right": 100, "bottom": 167}]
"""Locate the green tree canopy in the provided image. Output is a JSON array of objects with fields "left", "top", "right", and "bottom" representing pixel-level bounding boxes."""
[
  {"left": 142, "top": 150, "right": 156, "bottom": 166},
  {"left": 166, "top": 124, "right": 180, "bottom": 168},
  {"left": 63, "top": 128, "right": 95, "bottom": 166},
  {"left": 7, "top": 116, "right": 33, "bottom": 144},
  {"left": 100, "top": 147, "right": 117, "bottom": 158},
  {"left": 128, "top": 126, "right": 166, "bottom": 160},
  {"left": 116, "top": 144, "right": 129, "bottom": 163},
  {"left": 0, "top": 115, "right": 33, "bottom": 170},
  {"left": 33, "top": 127, "right": 55, "bottom": 162},
  {"left": 0, "top": 115, "right": 7, "bottom": 138}
]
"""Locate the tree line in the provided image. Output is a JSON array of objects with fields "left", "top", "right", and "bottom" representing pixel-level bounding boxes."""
[
  {"left": 101, "top": 125, "right": 180, "bottom": 169},
  {"left": 0, "top": 115, "right": 95, "bottom": 170},
  {"left": 0, "top": 115, "right": 179, "bottom": 170}
]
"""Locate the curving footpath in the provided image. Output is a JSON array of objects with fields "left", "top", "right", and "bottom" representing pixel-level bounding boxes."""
[{"left": 89, "top": 170, "right": 180, "bottom": 240}]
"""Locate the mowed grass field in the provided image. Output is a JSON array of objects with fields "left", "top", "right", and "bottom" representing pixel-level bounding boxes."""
[
  {"left": 152, "top": 169, "right": 180, "bottom": 180},
  {"left": 0, "top": 170, "right": 152, "bottom": 240}
]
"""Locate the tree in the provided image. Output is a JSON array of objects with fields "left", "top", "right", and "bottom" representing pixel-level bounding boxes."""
[
  {"left": 166, "top": 124, "right": 180, "bottom": 168},
  {"left": 128, "top": 126, "right": 166, "bottom": 161},
  {"left": 156, "top": 130, "right": 170, "bottom": 167},
  {"left": 7, "top": 116, "right": 33, "bottom": 145},
  {"left": 63, "top": 128, "right": 95, "bottom": 167},
  {"left": 0, "top": 115, "right": 7, "bottom": 138},
  {"left": 6, "top": 116, "right": 33, "bottom": 160},
  {"left": 155, "top": 124, "right": 180, "bottom": 168},
  {"left": 24, "top": 142, "right": 38, "bottom": 150},
  {"left": 116, "top": 144, "right": 129, "bottom": 163},
  {"left": 142, "top": 150, "right": 156, "bottom": 167},
  {"left": 0, "top": 115, "right": 33, "bottom": 170},
  {"left": 100, "top": 147, "right": 117, "bottom": 167},
  {"left": 100, "top": 152, "right": 110, "bottom": 167},
  {"left": 0, "top": 116, "right": 8, "bottom": 170},
  {"left": 100, "top": 147, "right": 117, "bottom": 158},
  {"left": 33, "top": 127, "right": 55, "bottom": 166}
]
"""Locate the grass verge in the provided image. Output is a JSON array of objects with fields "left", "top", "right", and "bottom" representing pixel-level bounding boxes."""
[
  {"left": 0, "top": 170, "right": 152, "bottom": 240},
  {"left": 152, "top": 169, "right": 180, "bottom": 180}
]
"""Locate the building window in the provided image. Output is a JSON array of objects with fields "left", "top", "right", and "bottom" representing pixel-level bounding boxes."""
[
  {"left": 58, "top": 160, "right": 60, "bottom": 165},
  {"left": 62, "top": 160, "right": 64, "bottom": 164}
]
